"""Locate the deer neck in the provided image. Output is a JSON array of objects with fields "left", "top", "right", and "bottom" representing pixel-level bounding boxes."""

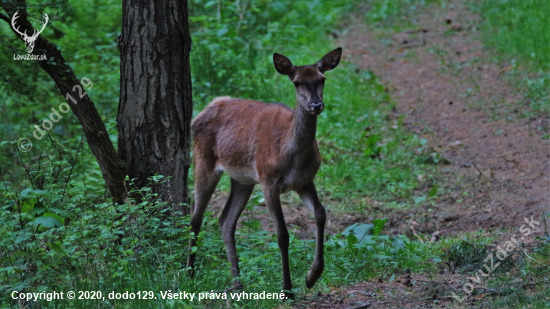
[{"left": 285, "top": 104, "right": 318, "bottom": 155}]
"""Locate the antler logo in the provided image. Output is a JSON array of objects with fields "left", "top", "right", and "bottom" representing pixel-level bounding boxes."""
[{"left": 11, "top": 11, "right": 49, "bottom": 54}]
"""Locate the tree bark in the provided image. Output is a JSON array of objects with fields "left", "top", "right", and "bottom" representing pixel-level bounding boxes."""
[
  {"left": 0, "top": 4, "right": 127, "bottom": 204},
  {"left": 118, "top": 0, "right": 193, "bottom": 213}
]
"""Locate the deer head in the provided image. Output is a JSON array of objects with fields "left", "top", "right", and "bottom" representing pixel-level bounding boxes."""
[
  {"left": 273, "top": 47, "right": 342, "bottom": 115},
  {"left": 11, "top": 11, "right": 49, "bottom": 54}
]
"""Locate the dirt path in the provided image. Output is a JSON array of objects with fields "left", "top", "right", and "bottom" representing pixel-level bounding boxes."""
[
  {"left": 204, "top": 2, "right": 548, "bottom": 307},
  {"left": 207, "top": 1, "right": 549, "bottom": 242},
  {"left": 294, "top": 1, "right": 548, "bottom": 308},
  {"left": 339, "top": 0, "right": 549, "bottom": 237}
]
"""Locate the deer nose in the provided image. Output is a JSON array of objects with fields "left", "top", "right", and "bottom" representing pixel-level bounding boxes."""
[{"left": 309, "top": 102, "right": 324, "bottom": 114}]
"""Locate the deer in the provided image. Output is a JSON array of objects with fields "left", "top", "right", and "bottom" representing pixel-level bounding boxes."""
[
  {"left": 11, "top": 11, "right": 49, "bottom": 54},
  {"left": 187, "top": 47, "right": 342, "bottom": 298}
]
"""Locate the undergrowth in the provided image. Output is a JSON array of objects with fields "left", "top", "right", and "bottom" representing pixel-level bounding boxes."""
[
  {"left": 189, "top": 0, "right": 441, "bottom": 214},
  {"left": 0, "top": 0, "right": 446, "bottom": 308},
  {"left": 3, "top": 0, "right": 548, "bottom": 308},
  {"left": 0, "top": 173, "right": 441, "bottom": 308}
]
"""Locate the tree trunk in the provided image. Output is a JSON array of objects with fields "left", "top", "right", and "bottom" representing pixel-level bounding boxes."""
[
  {"left": 0, "top": 4, "right": 127, "bottom": 204},
  {"left": 118, "top": 0, "right": 193, "bottom": 213}
]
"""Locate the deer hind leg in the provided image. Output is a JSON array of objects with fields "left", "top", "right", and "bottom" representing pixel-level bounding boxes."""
[
  {"left": 261, "top": 185, "right": 293, "bottom": 299},
  {"left": 186, "top": 158, "right": 222, "bottom": 277},
  {"left": 297, "top": 183, "right": 326, "bottom": 289},
  {"left": 218, "top": 178, "right": 254, "bottom": 288}
]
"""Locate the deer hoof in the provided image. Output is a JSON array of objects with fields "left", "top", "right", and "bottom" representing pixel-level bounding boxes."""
[
  {"left": 305, "top": 263, "right": 324, "bottom": 288},
  {"left": 284, "top": 291, "right": 295, "bottom": 301},
  {"left": 305, "top": 276, "right": 314, "bottom": 289},
  {"left": 305, "top": 271, "right": 319, "bottom": 289}
]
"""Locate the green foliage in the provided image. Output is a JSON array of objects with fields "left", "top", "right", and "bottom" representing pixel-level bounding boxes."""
[
  {"left": 312, "top": 63, "right": 431, "bottom": 207},
  {"left": 477, "top": 0, "right": 550, "bottom": 114},
  {"left": 1, "top": 180, "right": 437, "bottom": 308},
  {"left": 442, "top": 234, "right": 550, "bottom": 308},
  {"left": 486, "top": 213, "right": 550, "bottom": 308},
  {"left": 0, "top": 176, "right": 191, "bottom": 307},
  {"left": 188, "top": 0, "right": 356, "bottom": 102},
  {"left": 479, "top": 0, "right": 550, "bottom": 70},
  {"left": 0, "top": 1, "right": 447, "bottom": 306},
  {"left": 0, "top": 0, "right": 122, "bottom": 198},
  {"left": 524, "top": 72, "right": 550, "bottom": 113},
  {"left": 187, "top": 0, "right": 436, "bottom": 210},
  {"left": 9, "top": 0, "right": 538, "bottom": 307},
  {"left": 445, "top": 240, "right": 489, "bottom": 272}
]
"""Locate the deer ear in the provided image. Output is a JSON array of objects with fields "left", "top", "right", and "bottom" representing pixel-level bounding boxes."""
[
  {"left": 273, "top": 53, "right": 295, "bottom": 76},
  {"left": 316, "top": 47, "right": 342, "bottom": 73}
]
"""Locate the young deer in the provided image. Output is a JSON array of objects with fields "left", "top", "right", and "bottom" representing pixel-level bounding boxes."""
[{"left": 187, "top": 48, "right": 342, "bottom": 296}]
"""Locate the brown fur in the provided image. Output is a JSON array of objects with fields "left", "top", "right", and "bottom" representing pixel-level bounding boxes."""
[
  {"left": 187, "top": 48, "right": 343, "bottom": 296},
  {"left": 192, "top": 97, "right": 320, "bottom": 191}
]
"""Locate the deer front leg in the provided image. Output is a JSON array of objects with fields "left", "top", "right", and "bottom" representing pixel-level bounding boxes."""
[
  {"left": 297, "top": 183, "right": 326, "bottom": 289},
  {"left": 261, "top": 186, "right": 293, "bottom": 299}
]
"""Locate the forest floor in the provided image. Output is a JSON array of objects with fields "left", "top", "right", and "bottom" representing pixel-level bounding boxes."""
[
  {"left": 209, "top": 0, "right": 548, "bottom": 237},
  {"left": 207, "top": 0, "right": 549, "bottom": 308},
  {"left": 297, "top": 0, "right": 549, "bottom": 308},
  {"left": 338, "top": 0, "right": 549, "bottom": 239}
]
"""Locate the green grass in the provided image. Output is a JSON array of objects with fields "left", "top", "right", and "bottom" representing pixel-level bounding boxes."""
[
  {"left": 479, "top": 0, "right": 550, "bottom": 70},
  {"left": 0, "top": 179, "right": 443, "bottom": 309},
  {"left": 477, "top": 0, "right": 550, "bottom": 114},
  {"left": 446, "top": 232, "right": 550, "bottom": 309},
  {"left": 189, "top": 0, "right": 440, "bottom": 215},
  {"left": 0, "top": 1, "right": 445, "bottom": 308},
  {"left": 3, "top": 0, "right": 548, "bottom": 308}
]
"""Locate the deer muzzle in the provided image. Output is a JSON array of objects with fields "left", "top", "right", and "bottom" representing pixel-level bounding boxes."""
[{"left": 308, "top": 101, "right": 324, "bottom": 115}]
